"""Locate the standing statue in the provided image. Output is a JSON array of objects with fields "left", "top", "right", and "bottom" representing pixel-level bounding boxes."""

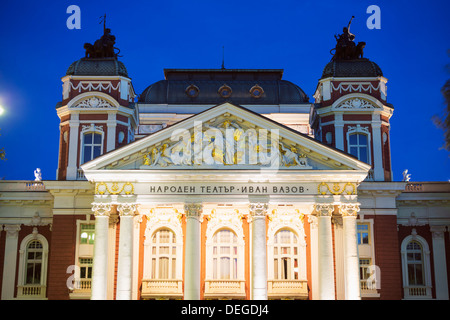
[
  {"left": 331, "top": 16, "right": 366, "bottom": 61},
  {"left": 34, "top": 168, "right": 42, "bottom": 181}
]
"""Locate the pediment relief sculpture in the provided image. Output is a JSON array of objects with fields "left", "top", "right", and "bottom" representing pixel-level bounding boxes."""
[{"left": 142, "top": 115, "right": 311, "bottom": 169}]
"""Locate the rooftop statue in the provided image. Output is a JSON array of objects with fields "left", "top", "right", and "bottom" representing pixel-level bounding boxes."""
[
  {"left": 83, "top": 15, "right": 121, "bottom": 59},
  {"left": 331, "top": 16, "right": 366, "bottom": 61}
]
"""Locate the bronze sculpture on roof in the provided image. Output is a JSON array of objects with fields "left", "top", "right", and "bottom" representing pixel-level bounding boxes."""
[
  {"left": 331, "top": 16, "right": 366, "bottom": 61},
  {"left": 83, "top": 14, "right": 121, "bottom": 59}
]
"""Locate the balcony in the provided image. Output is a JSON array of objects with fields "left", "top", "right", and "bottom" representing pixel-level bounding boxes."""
[
  {"left": 69, "top": 279, "right": 92, "bottom": 299},
  {"left": 204, "top": 280, "right": 246, "bottom": 299},
  {"left": 17, "top": 285, "right": 47, "bottom": 299},
  {"left": 267, "top": 280, "right": 308, "bottom": 299},
  {"left": 404, "top": 285, "right": 432, "bottom": 299},
  {"left": 141, "top": 279, "right": 183, "bottom": 299}
]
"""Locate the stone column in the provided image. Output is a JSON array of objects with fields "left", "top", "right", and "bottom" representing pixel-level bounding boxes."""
[
  {"left": 184, "top": 202, "right": 203, "bottom": 300},
  {"left": 91, "top": 203, "right": 111, "bottom": 300},
  {"left": 1, "top": 225, "right": 21, "bottom": 300},
  {"left": 340, "top": 203, "right": 361, "bottom": 300},
  {"left": 430, "top": 226, "right": 449, "bottom": 300},
  {"left": 249, "top": 202, "right": 268, "bottom": 300},
  {"left": 116, "top": 203, "right": 137, "bottom": 300},
  {"left": 314, "top": 203, "right": 335, "bottom": 300}
]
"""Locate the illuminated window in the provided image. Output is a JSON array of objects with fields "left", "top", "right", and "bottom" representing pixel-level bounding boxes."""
[
  {"left": 150, "top": 229, "right": 177, "bottom": 279},
  {"left": 80, "top": 224, "right": 95, "bottom": 245},
  {"left": 273, "top": 229, "right": 299, "bottom": 280},
  {"left": 212, "top": 229, "right": 238, "bottom": 280}
]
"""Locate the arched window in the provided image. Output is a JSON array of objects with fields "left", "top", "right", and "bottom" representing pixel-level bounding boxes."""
[
  {"left": 406, "top": 241, "right": 425, "bottom": 286},
  {"left": 273, "top": 229, "right": 299, "bottom": 280},
  {"left": 25, "top": 240, "right": 43, "bottom": 285},
  {"left": 212, "top": 229, "right": 238, "bottom": 280},
  {"left": 346, "top": 125, "right": 371, "bottom": 164},
  {"left": 348, "top": 133, "right": 369, "bottom": 163},
  {"left": 150, "top": 228, "right": 177, "bottom": 279},
  {"left": 17, "top": 233, "right": 49, "bottom": 299},
  {"left": 400, "top": 234, "right": 432, "bottom": 299},
  {"left": 82, "top": 132, "right": 102, "bottom": 164}
]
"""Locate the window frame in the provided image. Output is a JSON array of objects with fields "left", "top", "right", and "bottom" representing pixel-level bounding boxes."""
[
  {"left": 17, "top": 233, "right": 49, "bottom": 299},
  {"left": 346, "top": 125, "right": 371, "bottom": 165},
  {"left": 400, "top": 234, "right": 433, "bottom": 299},
  {"left": 79, "top": 124, "right": 104, "bottom": 165}
]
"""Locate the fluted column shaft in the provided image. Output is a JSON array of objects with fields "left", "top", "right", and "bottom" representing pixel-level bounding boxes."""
[
  {"left": 249, "top": 203, "right": 268, "bottom": 300},
  {"left": 116, "top": 203, "right": 137, "bottom": 300},
  {"left": 340, "top": 203, "right": 361, "bottom": 300},
  {"left": 91, "top": 203, "right": 111, "bottom": 300},
  {"left": 184, "top": 203, "right": 203, "bottom": 300},
  {"left": 315, "top": 203, "right": 335, "bottom": 300}
]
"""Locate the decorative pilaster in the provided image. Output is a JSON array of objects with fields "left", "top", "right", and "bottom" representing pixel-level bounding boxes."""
[
  {"left": 340, "top": 203, "right": 361, "bottom": 300},
  {"left": 249, "top": 203, "right": 268, "bottom": 300},
  {"left": 1, "top": 225, "right": 21, "bottom": 300},
  {"left": 116, "top": 203, "right": 137, "bottom": 300},
  {"left": 91, "top": 203, "right": 111, "bottom": 300},
  {"left": 184, "top": 202, "right": 203, "bottom": 300},
  {"left": 430, "top": 226, "right": 449, "bottom": 300},
  {"left": 66, "top": 114, "right": 80, "bottom": 180},
  {"left": 314, "top": 203, "right": 335, "bottom": 300}
]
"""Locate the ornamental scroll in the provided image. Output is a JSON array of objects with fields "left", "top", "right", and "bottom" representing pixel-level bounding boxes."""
[
  {"left": 95, "top": 182, "right": 134, "bottom": 195},
  {"left": 317, "top": 182, "right": 356, "bottom": 195}
]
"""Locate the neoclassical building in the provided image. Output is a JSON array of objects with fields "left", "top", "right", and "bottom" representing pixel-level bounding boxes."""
[{"left": 0, "top": 25, "right": 449, "bottom": 301}]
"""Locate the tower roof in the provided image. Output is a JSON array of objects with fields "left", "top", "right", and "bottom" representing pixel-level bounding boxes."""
[
  {"left": 66, "top": 58, "right": 129, "bottom": 77},
  {"left": 321, "top": 58, "right": 383, "bottom": 79}
]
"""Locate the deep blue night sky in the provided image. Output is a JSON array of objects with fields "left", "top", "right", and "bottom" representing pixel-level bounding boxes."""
[{"left": 0, "top": 0, "right": 449, "bottom": 181}]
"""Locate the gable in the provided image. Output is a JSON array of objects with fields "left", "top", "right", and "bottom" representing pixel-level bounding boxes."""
[{"left": 81, "top": 103, "right": 371, "bottom": 175}]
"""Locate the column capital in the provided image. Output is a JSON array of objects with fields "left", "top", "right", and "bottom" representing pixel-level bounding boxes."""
[
  {"left": 249, "top": 203, "right": 268, "bottom": 217},
  {"left": 430, "top": 226, "right": 446, "bottom": 239},
  {"left": 4, "top": 224, "right": 21, "bottom": 238},
  {"left": 117, "top": 203, "right": 138, "bottom": 216},
  {"left": 314, "top": 203, "right": 334, "bottom": 217},
  {"left": 92, "top": 203, "right": 112, "bottom": 217},
  {"left": 184, "top": 203, "right": 203, "bottom": 220},
  {"left": 339, "top": 203, "right": 360, "bottom": 217}
]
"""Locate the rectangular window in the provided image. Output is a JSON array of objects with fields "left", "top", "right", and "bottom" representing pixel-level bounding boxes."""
[
  {"left": 357, "top": 223, "right": 370, "bottom": 245},
  {"left": 80, "top": 224, "right": 95, "bottom": 244}
]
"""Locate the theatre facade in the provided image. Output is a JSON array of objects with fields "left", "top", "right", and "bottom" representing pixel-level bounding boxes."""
[{"left": 0, "top": 25, "right": 449, "bottom": 300}]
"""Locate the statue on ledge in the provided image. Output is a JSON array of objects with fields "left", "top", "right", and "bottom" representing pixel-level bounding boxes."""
[
  {"left": 331, "top": 16, "right": 366, "bottom": 61},
  {"left": 84, "top": 14, "right": 121, "bottom": 59}
]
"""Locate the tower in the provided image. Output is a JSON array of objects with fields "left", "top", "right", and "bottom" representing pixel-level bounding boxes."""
[
  {"left": 55, "top": 27, "right": 138, "bottom": 180},
  {"left": 313, "top": 20, "right": 394, "bottom": 181}
]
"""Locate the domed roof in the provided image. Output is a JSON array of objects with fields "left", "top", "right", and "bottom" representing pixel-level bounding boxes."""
[
  {"left": 66, "top": 58, "right": 128, "bottom": 77},
  {"left": 321, "top": 58, "right": 383, "bottom": 78},
  {"left": 138, "top": 69, "right": 309, "bottom": 105}
]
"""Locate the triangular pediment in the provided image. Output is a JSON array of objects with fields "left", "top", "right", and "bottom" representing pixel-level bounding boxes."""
[{"left": 81, "top": 103, "right": 371, "bottom": 176}]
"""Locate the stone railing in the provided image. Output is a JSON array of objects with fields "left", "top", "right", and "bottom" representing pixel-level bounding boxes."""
[
  {"left": 141, "top": 279, "right": 183, "bottom": 299},
  {"left": 267, "top": 280, "right": 308, "bottom": 299},
  {"left": 404, "top": 285, "right": 432, "bottom": 299},
  {"left": 204, "top": 279, "right": 246, "bottom": 299},
  {"left": 0, "top": 181, "right": 46, "bottom": 192},
  {"left": 17, "top": 285, "right": 47, "bottom": 299},
  {"left": 405, "top": 182, "right": 450, "bottom": 193}
]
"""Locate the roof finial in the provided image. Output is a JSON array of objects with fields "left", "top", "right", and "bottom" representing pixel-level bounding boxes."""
[{"left": 221, "top": 46, "right": 225, "bottom": 69}]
